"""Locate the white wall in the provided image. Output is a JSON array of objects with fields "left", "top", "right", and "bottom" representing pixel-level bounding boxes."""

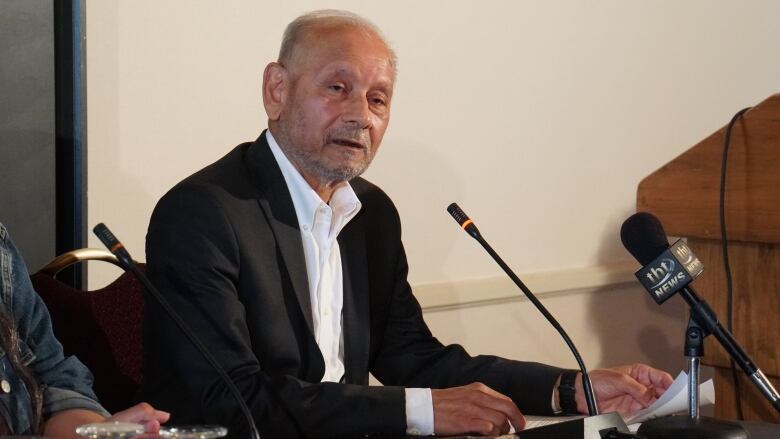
[
  {"left": 85, "top": 1, "right": 780, "bottom": 371},
  {"left": 424, "top": 284, "right": 690, "bottom": 372}
]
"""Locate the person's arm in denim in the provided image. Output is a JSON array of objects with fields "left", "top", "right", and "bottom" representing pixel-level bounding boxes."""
[
  {"left": 2, "top": 225, "right": 168, "bottom": 437},
  {"left": 5, "top": 227, "right": 110, "bottom": 419}
]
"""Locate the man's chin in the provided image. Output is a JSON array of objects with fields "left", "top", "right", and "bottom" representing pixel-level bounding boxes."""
[
  {"left": 328, "top": 167, "right": 366, "bottom": 182},
  {"left": 302, "top": 161, "right": 367, "bottom": 183},
  {"left": 320, "top": 157, "right": 371, "bottom": 181}
]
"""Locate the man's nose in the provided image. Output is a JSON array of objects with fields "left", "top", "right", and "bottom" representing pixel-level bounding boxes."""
[{"left": 341, "top": 94, "right": 372, "bottom": 129}]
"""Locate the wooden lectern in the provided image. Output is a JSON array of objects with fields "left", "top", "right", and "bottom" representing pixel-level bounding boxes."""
[{"left": 637, "top": 93, "right": 780, "bottom": 422}]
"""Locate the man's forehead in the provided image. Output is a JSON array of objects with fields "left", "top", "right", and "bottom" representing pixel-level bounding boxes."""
[
  {"left": 288, "top": 23, "right": 394, "bottom": 72},
  {"left": 304, "top": 22, "right": 383, "bottom": 47}
]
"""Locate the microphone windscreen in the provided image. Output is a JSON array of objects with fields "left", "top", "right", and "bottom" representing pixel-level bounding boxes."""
[
  {"left": 620, "top": 212, "right": 670, "bottom": 265},
  {"left": 447, "top": 203, "right": 470, "bottom": 226},
  {"left": 93, "top": 223, "right": 120, "bottom": 249}
]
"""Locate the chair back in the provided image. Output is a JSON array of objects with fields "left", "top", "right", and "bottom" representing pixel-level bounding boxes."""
[{"left": 30, "top": 249, "right": 144, "bottom": 413}]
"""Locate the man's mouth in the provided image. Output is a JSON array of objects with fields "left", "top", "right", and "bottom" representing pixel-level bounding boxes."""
[{"left": 330, "top": 138, "right": 367, "bottom": 150}]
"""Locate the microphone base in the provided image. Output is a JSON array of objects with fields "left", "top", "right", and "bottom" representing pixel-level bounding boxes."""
[
  {"left": 637, "top": 415, "right": 748, "bottom": 439},
  {"left": 516, "top": 413, "right": 636, "bottom": 439}
]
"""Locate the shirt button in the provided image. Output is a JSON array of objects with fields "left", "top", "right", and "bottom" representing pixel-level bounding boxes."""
[{"left": 1, "top": 380, "right": 10, "bottom": 393}]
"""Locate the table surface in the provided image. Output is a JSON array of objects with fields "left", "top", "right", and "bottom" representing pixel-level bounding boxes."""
[{"left": 375, "top": 419, "right": 780, "bottom": 438}]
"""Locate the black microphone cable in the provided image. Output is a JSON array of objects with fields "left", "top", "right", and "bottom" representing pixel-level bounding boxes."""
[
  {"left": 719, "top": 106, "right": 751, "bottom": 421},
  {"left": 446, "top": 203, "right": 600, "bottom": 416}
]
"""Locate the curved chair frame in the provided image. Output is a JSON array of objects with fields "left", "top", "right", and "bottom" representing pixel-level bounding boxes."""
[{"left": 39, "top": 248, "right": 123, "bottom": 277}]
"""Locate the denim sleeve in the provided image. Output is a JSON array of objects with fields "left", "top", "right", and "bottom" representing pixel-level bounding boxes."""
[
  {"left": 3, "top": 226, "right": 110, "bottom": 418},
  {"left": 43, "top": 386, "right": 109, "bottom": 418}
]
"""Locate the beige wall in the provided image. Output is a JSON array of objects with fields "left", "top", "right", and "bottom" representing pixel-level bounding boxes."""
[
  {"left": 424, "top": 284, "right": 688, "bottom": 372},
  {"left": 85, "top": 1, "right": 779, "bottom": 371}
]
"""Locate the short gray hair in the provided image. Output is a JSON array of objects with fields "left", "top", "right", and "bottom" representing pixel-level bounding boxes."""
[{"left": 278, "top": 9, "right": 397, "bottom": 71}]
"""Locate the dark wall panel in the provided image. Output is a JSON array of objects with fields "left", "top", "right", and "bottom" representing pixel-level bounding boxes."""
[{"left": 0, "top": 0, "right": 57, "bottom": 272}]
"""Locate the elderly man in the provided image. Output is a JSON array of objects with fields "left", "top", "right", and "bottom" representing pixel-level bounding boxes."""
[{"left": 142, "top": 10, "right": 672, "bottom": 438}]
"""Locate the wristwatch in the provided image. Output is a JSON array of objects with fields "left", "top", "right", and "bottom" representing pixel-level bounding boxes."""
[{"left": 558, "top": 370, "right": 580, "bottom": 415}]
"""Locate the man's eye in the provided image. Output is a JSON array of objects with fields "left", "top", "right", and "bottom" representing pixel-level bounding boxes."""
[
  {"left": 371, "top": 97, "right": 387, "bottom": 106},
  {"left": 329, "top": 84, "right": 345, "bottom": 92}
]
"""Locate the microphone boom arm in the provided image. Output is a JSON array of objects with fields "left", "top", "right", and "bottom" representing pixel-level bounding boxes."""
[
  {"left": 447, "top": 204, "right": 599, "bottom": 416},
  {"left": 471, "top": 230, "right": 600, "bottom": 416},
  {"left": 93, "top": 223, "right": 287, "bottom": 439}
]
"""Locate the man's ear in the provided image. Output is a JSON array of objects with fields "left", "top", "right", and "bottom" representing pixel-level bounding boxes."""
[{"left": 262, "top": 62, "right": 288, "bottom": 121}]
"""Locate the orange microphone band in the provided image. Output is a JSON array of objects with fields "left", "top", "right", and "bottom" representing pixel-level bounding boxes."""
[
  {"left": 460, "top": 219, "right": 474, "bottom": 230},
  {"left": 110, "top": 242, "right": 124, "bottom": 253}
]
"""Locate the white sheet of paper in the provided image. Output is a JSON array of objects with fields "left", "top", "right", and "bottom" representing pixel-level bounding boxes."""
[
  {"left": 524, "top": 415, "right": 585, "bottom": 430},
  {"left": 521, "top": 371, "right": 714, "bottom": 434},
  {"left": 625, "top": 370, "right": 715, "bottom": 425}
]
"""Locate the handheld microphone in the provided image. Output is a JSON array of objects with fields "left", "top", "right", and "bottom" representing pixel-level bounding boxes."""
[
  {"left": 93, "top": 223, "right": 269, "bottom": 439},
  {"left": 446, "top": 203, "right": 599, "bottom": 417},
  {"left": 620, "top": 212, "right": 780, "bottom": 413}
]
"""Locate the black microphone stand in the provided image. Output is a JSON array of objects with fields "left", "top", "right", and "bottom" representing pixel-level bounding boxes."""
[
  {"left": 122, "top": 262, "right": 266, "bottom": 439},
  {"left": 448, "top": 204, "right": 648, "bottom": 439},
  {"left": 685, "top": 318, "right": 705, "bottom": 421},
  {"left": 638, "top": 295, "right": 749, "bottom": 439},
  {"left": 446, "top": 203, "right": 598, "bottom": 416},
  {"left": 92, "top": 223, "right": 296, "bottom": 439},
  {"left": 679, "top": 288, "right": 780, "bottom": 412},
  {"left": 620, "top": 211, "right": 780, "bottom": 438},
  {"left": 471, "top": 229, "right": 600, "bottom": 416}
]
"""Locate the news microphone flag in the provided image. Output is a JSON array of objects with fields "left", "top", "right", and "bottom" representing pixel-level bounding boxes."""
[{"left": 634, "top": 240, "right": 704, "bottom": 304}]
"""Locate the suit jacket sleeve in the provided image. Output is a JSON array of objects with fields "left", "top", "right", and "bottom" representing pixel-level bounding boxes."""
[
  {"left": 143, "top": 183, "right": 406, "bottom": 439},
  {"left": 360, "top": 184, "right": 565, "bottom": 416}
]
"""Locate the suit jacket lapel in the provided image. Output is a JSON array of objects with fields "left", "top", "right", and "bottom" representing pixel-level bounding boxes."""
[
  {"left": 246, "top": 132, "right": 314, "bottom": 332},
  {"left": 339, "top": 212, "right": 371, "bottom": 385}
]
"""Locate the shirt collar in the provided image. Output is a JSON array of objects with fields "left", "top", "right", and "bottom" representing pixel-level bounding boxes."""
[{"left": 265, "top": 130, "right": 361, "bottom": 231}]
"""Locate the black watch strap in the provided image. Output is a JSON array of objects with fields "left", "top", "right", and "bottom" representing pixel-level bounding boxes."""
[{"left": 558, "top": 370, "right": 580, "bottom": 415}]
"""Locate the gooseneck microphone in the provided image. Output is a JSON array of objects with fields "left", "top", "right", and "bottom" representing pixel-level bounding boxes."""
[
  {"left": 446, "top": 203, "right": 599, "bottom": 417},
  {"left": 93, "top": 224, "right": 271, "bottom": 439},
  {"left": 620, "top": 213, "right": 780, "bottom": 413}
]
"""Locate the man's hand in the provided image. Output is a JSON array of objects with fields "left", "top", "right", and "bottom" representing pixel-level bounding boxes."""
[
  {"left": 432, "top": 382, "right": 526, "bottom": 436},
  {"left": 574, "top": 364, "right": 674, "bottom": 415},
  {"left": 107, "top": 402, "right": 171, "bottom": 433}
]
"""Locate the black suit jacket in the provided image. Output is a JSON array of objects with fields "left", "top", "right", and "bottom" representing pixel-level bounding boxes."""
[{"left": 141, "top": 132, "right": 564, "bottom": 438}]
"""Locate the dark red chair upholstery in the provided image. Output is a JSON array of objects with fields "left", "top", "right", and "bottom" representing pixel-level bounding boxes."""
[{"left": 30, "top": 256, "right": 145, "bottom": 414}]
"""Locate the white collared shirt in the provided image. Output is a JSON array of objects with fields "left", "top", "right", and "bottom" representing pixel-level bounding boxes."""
[
  {"left": 266, "top": 131, "right": 433, "bottom": 435},
  {"left": 268, "top": 131, "right": 359, "bottom": 383}
]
